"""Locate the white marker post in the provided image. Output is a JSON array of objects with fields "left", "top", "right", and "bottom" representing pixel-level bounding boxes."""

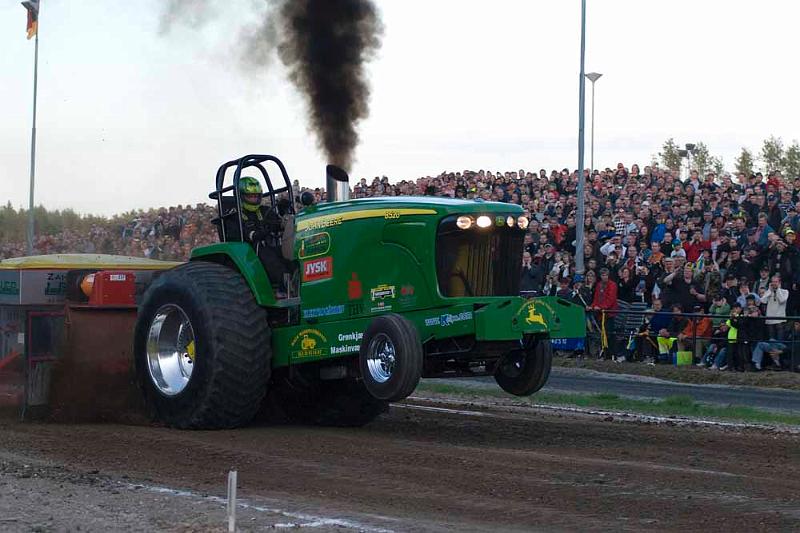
[{"left": 227, "top": 470, "right": 237, "bottom": 532}]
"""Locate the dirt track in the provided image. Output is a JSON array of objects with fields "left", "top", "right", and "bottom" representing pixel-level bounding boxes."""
[{"left": 1, "top": 399, "right": 799, "bottom": 532}]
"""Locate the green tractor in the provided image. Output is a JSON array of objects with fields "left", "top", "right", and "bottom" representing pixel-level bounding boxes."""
[{"left": 133, "top": 155, "right": 585, "bottom": 428}]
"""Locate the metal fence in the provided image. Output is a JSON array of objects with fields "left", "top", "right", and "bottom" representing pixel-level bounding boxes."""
[{"left": 582, "top": 303, "right": 800, "bottom": 372}]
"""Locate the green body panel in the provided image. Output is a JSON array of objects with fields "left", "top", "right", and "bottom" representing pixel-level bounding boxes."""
[
  {"left": 191, "top": 197, "right": 586, "bottom": 368},
  {"left": 271, "top": 297, "right": 579, "bottom": 366},
  {"left": 190, "top": 242, "right": 277, "bottom": 306},
  {"left": 529, "top": 295, "right": 587, "bottom": 339}
]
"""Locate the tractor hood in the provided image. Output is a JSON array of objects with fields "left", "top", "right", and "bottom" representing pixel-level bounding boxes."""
[
  {"left": 293, "top": 196, "right": 530, "bottom": 327},
  {"left": 296, "top": 197, "right": 524, "bottom": 233}
]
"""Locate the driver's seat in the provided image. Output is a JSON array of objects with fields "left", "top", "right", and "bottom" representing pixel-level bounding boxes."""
[{"left": 210, "top": 196, "right": 242, "bottom": 242}]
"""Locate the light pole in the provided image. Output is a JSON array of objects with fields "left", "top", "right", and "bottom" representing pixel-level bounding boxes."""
[
  {"left": 678, "top": 143, "right": 695, "bottom": 181},
  {"left": 585, "top": 72, "right": 602, "bottom": 173},
  {"left": 575, "top": 0, "right": 588, "bottom": 274}
]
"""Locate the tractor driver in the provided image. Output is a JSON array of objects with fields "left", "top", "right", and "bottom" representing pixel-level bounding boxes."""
[{"left": 238, "top": 177, "right": 293, "bottom": 294}]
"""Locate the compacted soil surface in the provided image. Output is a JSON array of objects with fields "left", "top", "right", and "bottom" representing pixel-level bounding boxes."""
[{"left": 0, "top": 398, "right": 798, "bottom": 532}]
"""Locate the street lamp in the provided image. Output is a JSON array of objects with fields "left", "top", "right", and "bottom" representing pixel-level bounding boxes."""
[
  {"left": 678, "top": 144, "right": 695, "bottom": 181},
  {"left": 585, "top": 72, "right": 602, "bottom": 173}
]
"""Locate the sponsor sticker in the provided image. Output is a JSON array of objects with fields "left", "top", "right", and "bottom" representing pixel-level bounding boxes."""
[
  {"left": 0, "top": 280, "right": 19, "bottom": 296},
  {"left": 302, "top": 304, "right": 345, "bottom": 319},
  {"left": 348, "top": 272, "right": 363, "bottom": 300},
  {"left": 109, "top": 274, "right": 127, "bottom": 282},
  {"left": 298, "top": 232, "right": 331, "bottom": 259},
  {"left": 370, "top": 284, "right": 395, "bottom": 301},
  {"left": 303, "top": 256, "right": 333, "bottom": 282},
  {"left": 45, "top": 272, "right": 66, "bottom": 296},
  {"left": 290, "top": 328, "right": 328, "bottom": 358},
  {"left": 330, "top": 331, "right": 364, "bottom": 355},
  {"left": 398, "top": 284, "right": 417, "bottom": 307},
  {"left": 424, "top": 311, "right": 473, "bottom": 327}
]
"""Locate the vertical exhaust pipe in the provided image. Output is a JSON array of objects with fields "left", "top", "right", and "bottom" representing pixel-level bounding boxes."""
[{"left": 326, "top": 164, "right": 350, "bottom": 202}]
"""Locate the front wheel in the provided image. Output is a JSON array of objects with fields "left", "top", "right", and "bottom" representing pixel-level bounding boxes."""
[
  {"left": 494, "top": 337, "right": 552, "bottom": 396},
  {"left": 359, "top": 314, "right": 423, "bottom": 402}
]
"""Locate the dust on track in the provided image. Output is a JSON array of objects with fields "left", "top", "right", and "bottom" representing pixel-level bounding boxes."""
[{"left": 0, "top": 399, "right": 798, "bottom": 532}]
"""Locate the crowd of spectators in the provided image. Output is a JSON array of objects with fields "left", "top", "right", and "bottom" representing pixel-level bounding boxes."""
[
  {"left": 0, "top": 204, "right": 218, "bottom": 262},
  {"left": 2, "top": 162, "right": 799, "bottom": 370}
]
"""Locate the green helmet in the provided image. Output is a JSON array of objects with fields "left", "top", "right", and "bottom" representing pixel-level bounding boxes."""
[{"left": 238, "top": 177, "right": 262, "bottom": 212}]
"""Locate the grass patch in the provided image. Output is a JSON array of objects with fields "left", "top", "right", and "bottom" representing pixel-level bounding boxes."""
[
  {"left": 415, "top": 382, "right": 800, "bottom": 426},
  {"left": 554, "top": 356, "right": 800, "bottom": 390}
]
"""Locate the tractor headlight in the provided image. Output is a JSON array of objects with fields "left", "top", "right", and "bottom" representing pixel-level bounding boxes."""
[
  {"left": 476, "top": 215, "right": 492, "bottom": 228},
  {"left": 456, "top": 216, "right": 473, "bottom": 230},
  {"left": 517, "top": 216, "right": 529, "bottom": 229},
  {"left": 506, "top": 216, "right": 515, "bottom": 228}
]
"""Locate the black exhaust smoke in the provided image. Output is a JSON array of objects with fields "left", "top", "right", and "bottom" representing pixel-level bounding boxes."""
[
  {"left": 160, "top": 0, "right": 383, "bottom": 171},
  {"left": 266, "top": 0, "right": 383, "bottom": 170}
]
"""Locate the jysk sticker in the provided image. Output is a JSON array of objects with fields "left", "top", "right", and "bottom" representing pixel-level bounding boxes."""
[
  {"left": 290, "top": 329, "right": 328, "bottom": 358},
  {"left": 303, "top": 256, "right": 333, "bottom": 282},
  {"left": 298, "top": 232, "right": 330, "bottom": 259}
]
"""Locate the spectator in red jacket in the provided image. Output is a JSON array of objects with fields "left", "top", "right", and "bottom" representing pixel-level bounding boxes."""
[
  {"left": 684, "top": 231, "right": 704, "bottom": 263},
  {"left": 591, "top": 268, "right": 620, "bottom": 359}
]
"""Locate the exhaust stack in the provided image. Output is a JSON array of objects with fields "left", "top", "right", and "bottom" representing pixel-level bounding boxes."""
[{"left": 326, "top": 164, "right": 350, "bottom": 202}]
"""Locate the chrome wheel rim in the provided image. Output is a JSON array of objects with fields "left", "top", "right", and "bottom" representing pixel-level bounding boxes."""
[
  {"left": 366, "top": 333, "right": 396, "bottom": 384},
  {"left": 146, "top": 304, "right": 196, "bottom": 396}
]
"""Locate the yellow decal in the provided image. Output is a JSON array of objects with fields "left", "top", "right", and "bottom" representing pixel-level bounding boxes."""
[
  {"left": 186, "top": 340, "right": 196, "bottom": 362},
  {"left": 524, "top": 302, "right": 547, "bottom": 327},
  {"left": 297, "top": 208, "right": 437, "bottom": 232},
  {"left": 290, "top": 328, "right": 328, "bottom": 358},
  {"left": 300, "top": 335, "right": 316, "bottom": 351},
  {"left": 298, "top": 232, "right": 331, "bottom": 259}
]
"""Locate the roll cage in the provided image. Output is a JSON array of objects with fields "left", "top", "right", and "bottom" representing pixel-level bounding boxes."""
[{"left": 209, "top": 154, "right": 296, "bottom": 243}]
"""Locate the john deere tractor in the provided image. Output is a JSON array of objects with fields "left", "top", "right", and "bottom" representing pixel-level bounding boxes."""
[{"left": 133, "top": 155, "right": 585, "bottom": 428}]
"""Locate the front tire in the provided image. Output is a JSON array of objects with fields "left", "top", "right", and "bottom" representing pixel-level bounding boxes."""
[
  {"left": 134, "top": 262, "right": 271, "bottom": 429},
  {"left": 359, "top": 314, "right": 423, "bottom": 402},
  {"left": 494, "top": 337, "right": 552, "bottom": 396}
]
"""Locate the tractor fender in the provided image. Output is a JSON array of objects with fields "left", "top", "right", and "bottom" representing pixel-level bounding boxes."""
[{"left": 189, "top": 242, "right": 277, "bottom": 307}]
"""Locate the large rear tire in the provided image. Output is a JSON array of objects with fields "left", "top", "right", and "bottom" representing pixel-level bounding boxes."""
[
  {"left": 134, "top": 262, "right": 271, "bottom": 429},
  {"left": 359, "top": 314, "right": 423, "bottom": 402},
  {"left": 494, "top": 337, "right": 552, "bottom": 396}
]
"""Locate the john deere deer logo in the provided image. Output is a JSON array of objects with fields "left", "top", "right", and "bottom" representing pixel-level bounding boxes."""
[{"left": 525, "top": 302, "right": 546, "bottom": 326}]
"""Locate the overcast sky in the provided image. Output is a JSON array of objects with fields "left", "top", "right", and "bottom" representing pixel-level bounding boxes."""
[{"left": 2, "top": 0, "right": 799, "bottom": 216}]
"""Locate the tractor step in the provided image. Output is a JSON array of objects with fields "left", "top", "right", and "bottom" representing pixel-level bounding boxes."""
[{"left": 273, "top": 297, "right": 301, "bottom": 308}]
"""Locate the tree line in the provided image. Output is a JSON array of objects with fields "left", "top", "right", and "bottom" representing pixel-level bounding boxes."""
[
  {"left": 657, "top": 136, "right": 800, "bottom": 177},
  {"left": 0, "top": 202, "right": 126, "bottom": 243}
]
